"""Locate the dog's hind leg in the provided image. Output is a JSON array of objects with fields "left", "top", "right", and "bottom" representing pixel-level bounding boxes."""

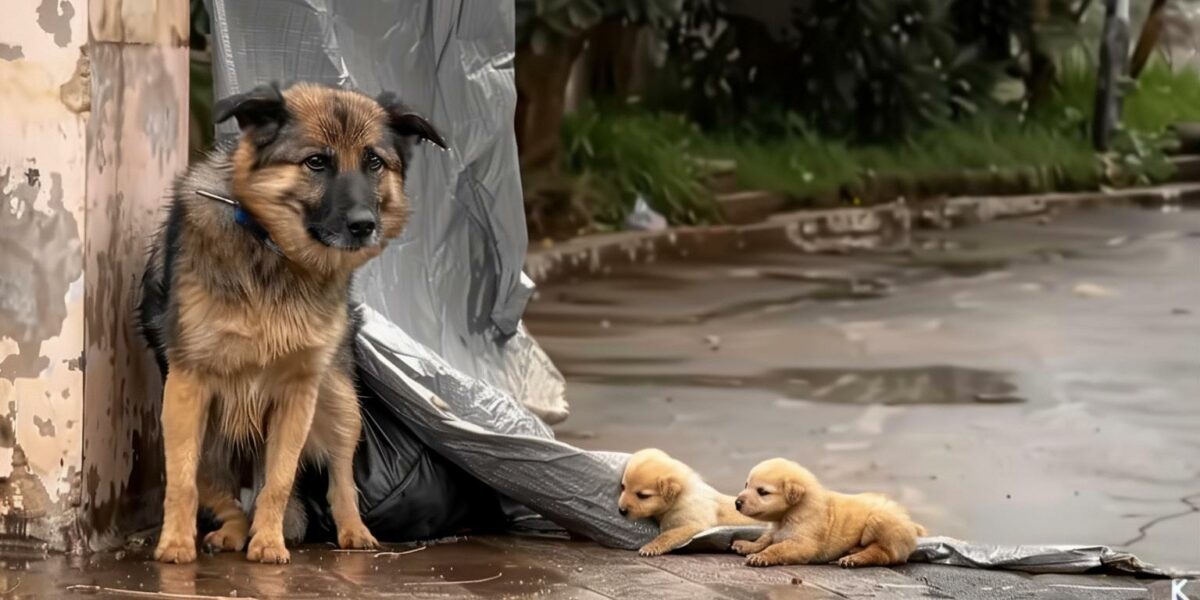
[
  {"left": 314, "top": 372, "right": 378, "bottom": 550},
  {"left": 837, "top": 516, "right": 916, "bottom": 568},
  {"left": 155, "top": 369, "right": 212, "bottom": 564},
  {"left": 198, "top": 439, "right": 249, "bottom": 552}
]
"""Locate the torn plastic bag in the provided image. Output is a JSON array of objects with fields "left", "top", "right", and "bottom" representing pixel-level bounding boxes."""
[
  {"left": 678, "top": 528, "right": 1190, "bottom": 577},
  {"left": 296, "top": 375, "right": 506, "bottom": 543}
]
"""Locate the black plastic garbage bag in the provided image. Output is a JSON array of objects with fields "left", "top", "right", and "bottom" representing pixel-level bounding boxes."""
[{"left": 297, "top": 376, "right": 505, "bottom": 543}]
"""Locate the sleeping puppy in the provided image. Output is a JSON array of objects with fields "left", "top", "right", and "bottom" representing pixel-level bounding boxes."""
[
  {"left": 618, "top": 448, "right": 759, "bottom": 556},
  {"left": 732, "top": 458, "right": 926, "bottom": 568}
]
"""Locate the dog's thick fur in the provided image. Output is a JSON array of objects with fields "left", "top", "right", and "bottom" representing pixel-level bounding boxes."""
[
  {"left": 618, "top": 449, "right": 758, "bottom": 556},
  {"left": 138, "top": 82, "right": 444, "bottom": 564},
  {"left": 732, "top": 458, "right": 926, "bottom": 568}
]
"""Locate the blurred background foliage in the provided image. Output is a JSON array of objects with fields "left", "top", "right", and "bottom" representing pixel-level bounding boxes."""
[{"left": 188, "top": 0, "right": 1200, "bottom": 239}]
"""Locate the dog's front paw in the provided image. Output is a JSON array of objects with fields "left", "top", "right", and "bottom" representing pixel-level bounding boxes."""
[
  {"left": 837, "top": 554, "right": 864, "bottom": 568},
  {"left": 154, "top": 532, "right": 197, "bottom": 564},
  {"left": 338, "top": 524, "right": 379, "bottom": 550},
  {"left": 745, "top": 552, "right": 777, "bottom": 567},
  {"left": 247, "top": 532, "right": 291, "bottom": 564},
  {"left": 203, "top": 522, "right": 249, "bottom": 553},
  {"left": 731, "top": 540, "right": 759, "bottom": 555},
  {"left": 638, "top": 541, "right": 672, "bottom": 557}
]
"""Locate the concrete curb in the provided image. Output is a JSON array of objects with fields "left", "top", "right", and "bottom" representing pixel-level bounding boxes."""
[{"left": 525, "top": 182, "right": 1200, "bottom": 286}]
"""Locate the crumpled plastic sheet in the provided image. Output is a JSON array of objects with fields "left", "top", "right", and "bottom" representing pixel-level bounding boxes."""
[
  {"left": 681, "top": 528, "right": 1184, "bottom": 577},
  {"left": 205, "top": 0, "right": 1187, "bottom": 574}
]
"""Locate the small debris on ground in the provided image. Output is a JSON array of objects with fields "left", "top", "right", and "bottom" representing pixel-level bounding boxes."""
[
  {"left": 1073, "top": 282, "right": 1117, "bottom": 298},
  {"left": 704, "top": 335, "right": 721, "bottom": 351}
]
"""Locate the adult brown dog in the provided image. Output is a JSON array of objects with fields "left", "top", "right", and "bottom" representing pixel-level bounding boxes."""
[
  {"left": 138, "top": 82, "right": 445, "bottom": 564},
  {"left": 733, "top": 458, "right": 926, "bottom": 568},
  {"left": 618, "top": 449, "right": 757, "bottom": 556}
]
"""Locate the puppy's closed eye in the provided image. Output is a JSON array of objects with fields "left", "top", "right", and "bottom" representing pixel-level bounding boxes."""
[
  {"left": 757, "top": 488, "right": 769, "bottom": 496},
  {"left": 636, "top": 491, "right": 651, "bottom": 500}
]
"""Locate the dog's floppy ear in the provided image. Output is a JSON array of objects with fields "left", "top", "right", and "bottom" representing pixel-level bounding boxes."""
[
  {"left": 214, "top": 83, "right": 287, "bottom": 146},
  {"left": 657, "top": 476, "right": 682, "bottom": 503},
  {"left": 782, "top": 479, "right": 806, "bottom": 505},
  {"left": 376, "top": 92, "right": 447, "bottom": 170}
]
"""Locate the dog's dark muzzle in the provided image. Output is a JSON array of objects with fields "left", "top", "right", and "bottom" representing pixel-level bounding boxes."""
[{"left": 307, "top": 173, "right": 379, "bottom": 249}]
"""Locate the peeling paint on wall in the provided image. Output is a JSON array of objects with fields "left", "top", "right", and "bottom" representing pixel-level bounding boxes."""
[
  {"left": 0, "top": 169, "right": 83, "bottom": 382},
  {"left": 0, "top": 44, "right": 23, "bottom": 61},
  {"left": 59, "top": 48, "right": 90, "bottom": 114},
  {"left": 31, "top": 417, "right": 54, "bottom": 438},
  {"left": 36, "top": 0, "right": 75, "bottom": 47}
]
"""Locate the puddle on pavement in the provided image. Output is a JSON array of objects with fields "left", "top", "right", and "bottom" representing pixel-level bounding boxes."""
[{"left": 567, "top": 365, "right": 1024, "bottom": 405}]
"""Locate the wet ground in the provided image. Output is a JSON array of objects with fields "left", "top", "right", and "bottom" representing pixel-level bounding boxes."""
[
  {"left": 7, "top": 536, "right": 1195, "bottom": 599},
  {"left": 526, "top": 207, "right": 1200, "bottom": 573}
]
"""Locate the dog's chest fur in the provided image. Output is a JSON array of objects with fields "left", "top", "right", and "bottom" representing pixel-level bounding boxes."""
[{"left": 141, "top": 153, "right": 356, "bottom": 444}]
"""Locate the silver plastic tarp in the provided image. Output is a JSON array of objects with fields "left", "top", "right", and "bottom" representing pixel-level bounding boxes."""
[{"left": 205, "top": 0, "right": 1177, "bottom": 576}]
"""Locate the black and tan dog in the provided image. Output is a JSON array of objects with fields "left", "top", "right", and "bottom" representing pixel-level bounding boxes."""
[{"left": 138, "top": 82, "right": 444, "bottom": 564}]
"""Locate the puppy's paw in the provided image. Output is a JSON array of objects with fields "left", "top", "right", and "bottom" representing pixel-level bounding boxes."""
[
  {"left": 731, "top": 540, "right": 759, "bottom": 555},
  {"left": 154, "top": 532, "right": 197, "bottom": 564},
  {"left": 337, "top": 523, "right": 380, "bottom": 550},
  {"left": 745, "top": 552, "right": 777, "bottom": 567},
  {"left": 247, "top": 532, "right": 291, "bottom": 564},
  {"left": 203, "top": 523, "right": 249, "bottom": 553},
  {"left": 837, "top": 554, "right": 862, "bottom": 568},
  {"left": 638, "top": 541, "right": 672, "bottom": 557}
]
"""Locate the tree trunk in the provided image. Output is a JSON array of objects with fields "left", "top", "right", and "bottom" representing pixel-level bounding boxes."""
[
  {"left": 1092, "top": 0, "right": 1130, "bottom": 151},
  {"left": 515, "top": 37, "right": 587, "bottom": 174},
  {"left": 1129, "top": 0, "right": 1168, "bottom": 79}
]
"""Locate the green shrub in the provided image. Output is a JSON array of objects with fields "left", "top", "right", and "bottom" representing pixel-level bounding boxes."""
[{"left": 560, "top": 105, "right": 716, "bottom": 224}]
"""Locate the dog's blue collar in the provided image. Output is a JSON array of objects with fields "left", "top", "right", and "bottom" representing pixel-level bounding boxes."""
[{"left": 196, "top": 189, "right": 285, "bottom": 257}]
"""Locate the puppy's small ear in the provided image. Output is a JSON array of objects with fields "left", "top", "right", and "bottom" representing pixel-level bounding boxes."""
[
  {"left": 214, "top": 83, "right": 287, "bottom": 146},
  {"left": 657, "top": 476, "right": 682, "bottom": 503},
  {"left": 782, "top": 479, "right": 805, "bottom": 505}
]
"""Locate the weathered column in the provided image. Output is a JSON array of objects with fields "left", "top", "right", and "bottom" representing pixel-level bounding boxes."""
[{"left": 0, "top": 0, "right": 187, "bottom": 553}]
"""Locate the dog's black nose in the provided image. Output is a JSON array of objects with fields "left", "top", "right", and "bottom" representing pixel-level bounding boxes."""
[
  {"left": 735, "top": 499, "right": 744, "bottom": 510},
  {"left": 618, "top": 507, "right": 628, "bottom": 516},
  {"left": 347, "top": 215, "right": 376, "bottom": 238}
]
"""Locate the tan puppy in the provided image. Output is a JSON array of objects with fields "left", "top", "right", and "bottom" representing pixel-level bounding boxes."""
[
  {"left": 732, "top": 458, "right": 926, "bottom": 568},
  {"left": 618, "top": 449, "right": 758, "bottom": 556}
]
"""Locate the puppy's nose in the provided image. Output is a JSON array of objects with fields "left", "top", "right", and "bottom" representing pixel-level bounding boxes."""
[
  {"left": 346, "top": 208, "right": 377, "bottom": 239},
  {"left": 735, "top": 498, "right": 744, "bottom": 511},
  {"left": 618, "top": 507, "right": 628, "bottom": 516}
]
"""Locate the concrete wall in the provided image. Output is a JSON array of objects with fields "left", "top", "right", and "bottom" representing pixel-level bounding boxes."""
[{"left": 0, "top": 0, "right": 187, "bottom": 553}]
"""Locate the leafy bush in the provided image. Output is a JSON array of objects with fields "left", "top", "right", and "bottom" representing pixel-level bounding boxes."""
[{"left": 560, "top": 105, "right": 715, "bottom": 225}]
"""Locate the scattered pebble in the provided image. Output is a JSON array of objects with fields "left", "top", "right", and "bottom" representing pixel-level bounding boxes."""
[
  {"left": 704, "top": 334, "right": 721, "bottom": 350},
  {"left": 1073, "top": 282, "right": 1116, "bottom": 298}
]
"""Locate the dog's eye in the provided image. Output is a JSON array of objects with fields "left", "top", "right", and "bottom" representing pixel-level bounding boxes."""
[
  {"left": 619, "top": 483, "right": 625, "bottom": 492},
  {"left": 757, "top": 488, "right": 768, "bottom": 496},
  {"left": 303, "top": 155, "right": 329, "bottom": 171},
  {"left": 364, "top": 150, "right": 384, "bottom": 172},
  {"left": 636, "top": 491, "right": 651, "bottom": 500}
]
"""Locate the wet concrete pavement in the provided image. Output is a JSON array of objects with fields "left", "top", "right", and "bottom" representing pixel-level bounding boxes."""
[
  {"left": 526, "top": 207, "right": 1200, "bottom": 573},
  {"left": 8, "top": 536, "right": 1196, "bottom": 599}
]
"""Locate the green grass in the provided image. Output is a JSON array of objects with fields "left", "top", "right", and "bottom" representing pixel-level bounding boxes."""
[
  {"left": 1036, "top": 56, "right": 1200, "bottom": 135},
  {"left": 561, "top": 106, "right": 716, "bottom": 225},
  {"left": 562, "top": 60, "right": 1200, "bottom": 225},
  {"left": 692, "top": 118, "right": 1100, "bottom": 201}
]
